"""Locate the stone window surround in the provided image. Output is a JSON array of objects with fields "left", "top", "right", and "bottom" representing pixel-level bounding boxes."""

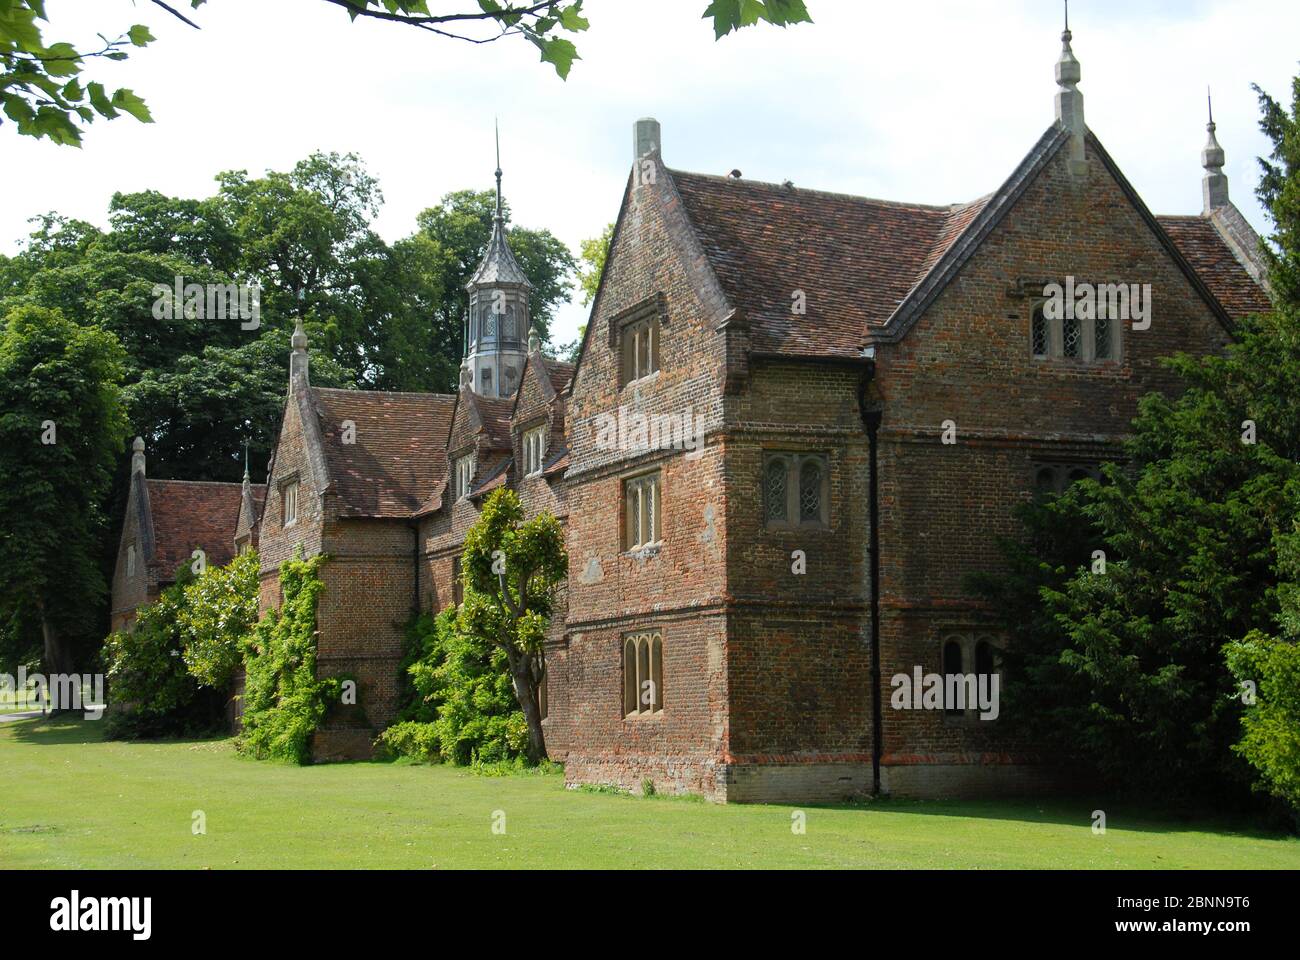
[
  {"left": 608, "top": 293, "right": 668, "bottom": 388},
  {"left": 451, "top": 449, "right": 476, "bottom": 501},
  {"left": 622, "top": 629, "right": 664, "bottom": 718},
  {"left": 1033, "top": 461, "right": 1101, "bottom": 496},
  {"left": 939, "top": 630, "right": 1003, "bottom": 724},
  {"left": 622, "top": 467, "right": 663, "bottom": 553},
  {"left": 762, "top": 451, "right": 831, "bottom": 530},
  {"left": 1012, "top": 278, "right": 1122, "bottom": 365},
  {"left": 279, "top": 473, "right": 301, "bottom": 527},
  {"left": 519, "top": 419, "right": 548, "bottom": 477}
]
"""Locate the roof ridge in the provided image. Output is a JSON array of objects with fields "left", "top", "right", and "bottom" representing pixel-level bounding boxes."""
[
  {"left": 313, "top": 386, "right": 458, "bottom": 401},
  {"left": 146, "top": 478, "right": 247, "bottom": 488},
  {"left": 667, "top": 166, "right": 962, "bottom": 212}
]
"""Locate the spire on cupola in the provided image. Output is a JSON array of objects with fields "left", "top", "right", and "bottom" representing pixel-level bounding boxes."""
[
  {"left": 289, "top": 317, "right": 309, "bottom": 390},
  {"left": 1202, "top": 89, "right": 1230, "bottom": 212},
  {"left": 461, "top": 121, "right": 532, "bottom": 399},
  {"left": 1055, "top": 0, "right": 1087, "bottom": 177}
]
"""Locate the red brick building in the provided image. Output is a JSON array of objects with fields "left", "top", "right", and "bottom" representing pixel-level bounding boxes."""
[
  {"left": 110, "top": 437, "right": 257, "bottom": 633},
  {"left": 242, "top": 29, "right": 1270, "bottom": 799}
]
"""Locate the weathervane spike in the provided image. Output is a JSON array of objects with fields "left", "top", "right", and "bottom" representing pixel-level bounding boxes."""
[
  {"left": 493, "top": 117, "right": 503, "bottom": 221},
  {"left": 1207, "top": 86, "right": 1214, "bottom": 125}
]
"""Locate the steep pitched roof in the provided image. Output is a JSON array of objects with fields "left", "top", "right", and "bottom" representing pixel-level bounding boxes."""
[
  {"left": 143, "top": 479, "right": 245, "bottom": 576},
  {"left": 310, "top": 388, "right": 455, "bottom": 518},
  {"left": 544, "top": 357, "right": 575, "bottom": 394},
  {"left": 665, "top": 124, "right": 1260, "bottom": 357},
  {"left": 670, "top": 169, "right": 956, "bottom": 357},
  {"left": 1157, "top": 215, "right": 1272, "bottom": 319}
]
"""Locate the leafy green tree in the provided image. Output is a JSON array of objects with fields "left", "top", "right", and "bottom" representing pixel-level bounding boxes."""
[
  {"left": 180, "top": 550, "right": 261, "bottom": 690},
  {"left": 0, "top": 304, "right": 126, "bottom": 675},
  {"left": 3, "top": 1, "right": 812, "bottom": 144},
  {"left": 577, "top": 222, "right": 612, "bottom": 307},
  {"left": 459, "top": 488, "right": 566, "bottom": 763}
]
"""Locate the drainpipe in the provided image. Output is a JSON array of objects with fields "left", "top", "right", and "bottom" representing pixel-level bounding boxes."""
[
  {"left": 410, "top": 521, "right": 421, "bottom": 616},
  {"left": 857, "top": 353, "right": 884, "bottom": 796}
]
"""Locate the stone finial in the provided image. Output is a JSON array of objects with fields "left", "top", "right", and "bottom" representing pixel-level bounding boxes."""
[
  {"left": 289, "top": 318, "right": 309, "bottom": 389},
  {"left": 1054, "top": 2, "right": 1087, "bottom": 177},
  {"left": 242, "top": 440, "right": 251, "bottom": 485},
  {"left": 634, "top": 117, "right": 661, "bottom": 161},
  {"left": 131, "top": 436, "right": 146, "bottom": 477},
  {"left": 528, "top": 326, "right": 540, "bottom": 353},
  {"left": 1202, "top": 91, "right": 1230, "bottom": 212},
  {"left": 459, "top": 365, "right": 471, "bottom": 389}
]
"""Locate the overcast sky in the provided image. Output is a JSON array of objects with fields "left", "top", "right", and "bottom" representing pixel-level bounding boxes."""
[{"left": 6, "top": 0, "right": 1298, "bottom": 343}]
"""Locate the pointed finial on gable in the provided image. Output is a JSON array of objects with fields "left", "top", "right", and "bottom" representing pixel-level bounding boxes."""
[
  {"left": 131, "top": 436, "right": 146, "bottom": 477},
  {"left": 1055, "top": 0, "right": 1087, "bottom": 177},
  {"left": 242, "top": 440, "right": 251, "bottom": 485},
  {"left": 289, "top": 317, "right": 309, "bottom": 390},
  {"left": 1202, "top": 88, "right": 1230, "bottom": 212},
  {"left": 528, "top": 326, "right": 540, "bottom": 353}
]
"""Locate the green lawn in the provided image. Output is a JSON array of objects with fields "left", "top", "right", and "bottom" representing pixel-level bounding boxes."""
[{"left": 1, "top": 717, "right": 1297, "bottom": 869}]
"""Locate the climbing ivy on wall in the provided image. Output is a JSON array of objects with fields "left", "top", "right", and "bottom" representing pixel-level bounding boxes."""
[{"left": 236, "top": 549, "right": 339, "bottom": 764}]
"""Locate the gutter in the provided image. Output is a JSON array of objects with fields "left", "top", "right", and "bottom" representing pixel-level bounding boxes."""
[{"left": 857, "top": 355, "right": 884, "bottom": 796}]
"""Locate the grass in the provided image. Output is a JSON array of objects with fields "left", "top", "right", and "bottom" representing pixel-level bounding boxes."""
[{"left": 2, "top": 717, "right": 1297, "bottom": 869}]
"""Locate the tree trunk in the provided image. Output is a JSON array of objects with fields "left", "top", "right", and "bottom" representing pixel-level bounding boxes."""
[
  {"left": 37, "top": 600, "right": 73, "bottom": 713},
  {"left": 511, "top": 667, "right": 547, "bottom": 765}
]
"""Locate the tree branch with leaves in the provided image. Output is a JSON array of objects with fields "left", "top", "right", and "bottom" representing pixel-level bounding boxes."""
[{"left": 1, "top": 0, "right": 811, "bottom": 144}]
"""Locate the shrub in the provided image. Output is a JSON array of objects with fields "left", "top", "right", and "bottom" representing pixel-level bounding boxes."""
[
  {"left": 103, "top": 568, "right": 224, "bottom": 738},
  {"left": 1226, "top": 632, "right": 1300, "bottom": 822},
  {"left": 378, "top": 604, "right": 526, "bottom": 765},
  {"left": 236, "top": 550, "right": 339, "bottom": 764}
]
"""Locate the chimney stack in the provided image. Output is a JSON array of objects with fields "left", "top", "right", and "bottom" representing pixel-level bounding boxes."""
[{"left": 634, "top": 117, "right": 661, "bottom": 161}]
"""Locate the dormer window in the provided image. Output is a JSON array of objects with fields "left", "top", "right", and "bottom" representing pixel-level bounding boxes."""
[
  {"left": 282, "top": 479, "right": 299, "bottom": 526},
  {"left": 454, "top": 454, "right": 475, "bottom": 500},
  {"left": 523, "top": 425, "right": 546, "bottom": 477},
  {"left": 621, "top": 315, "right": 659, "bottom": 386}
]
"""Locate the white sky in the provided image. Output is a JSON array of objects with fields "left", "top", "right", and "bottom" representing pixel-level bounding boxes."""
[{"left": 5, "top": 0, "right": 1298, "bottom": 343}]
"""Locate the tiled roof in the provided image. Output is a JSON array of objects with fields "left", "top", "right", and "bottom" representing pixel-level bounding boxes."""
[
  {"left": 474, "top": 394, "right": 515, "bottom": 448},
  {"left": 1157, "top": 215, "right": 1272, "bottom": 319},
  {"left": 669, "top": 125, "right": 1265, "bottom": 355},
  {"left": 543, "top": 357, "right": 575, "bottom": 394},
  {"left": 311, "top": 388, "right": 455, "bottom": 518},
  {"left": 670, "top": 170, "right": 957, "bottom": 356},
  {"left": 144, "top": 479, "right": 244, "bottom": 576}
]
